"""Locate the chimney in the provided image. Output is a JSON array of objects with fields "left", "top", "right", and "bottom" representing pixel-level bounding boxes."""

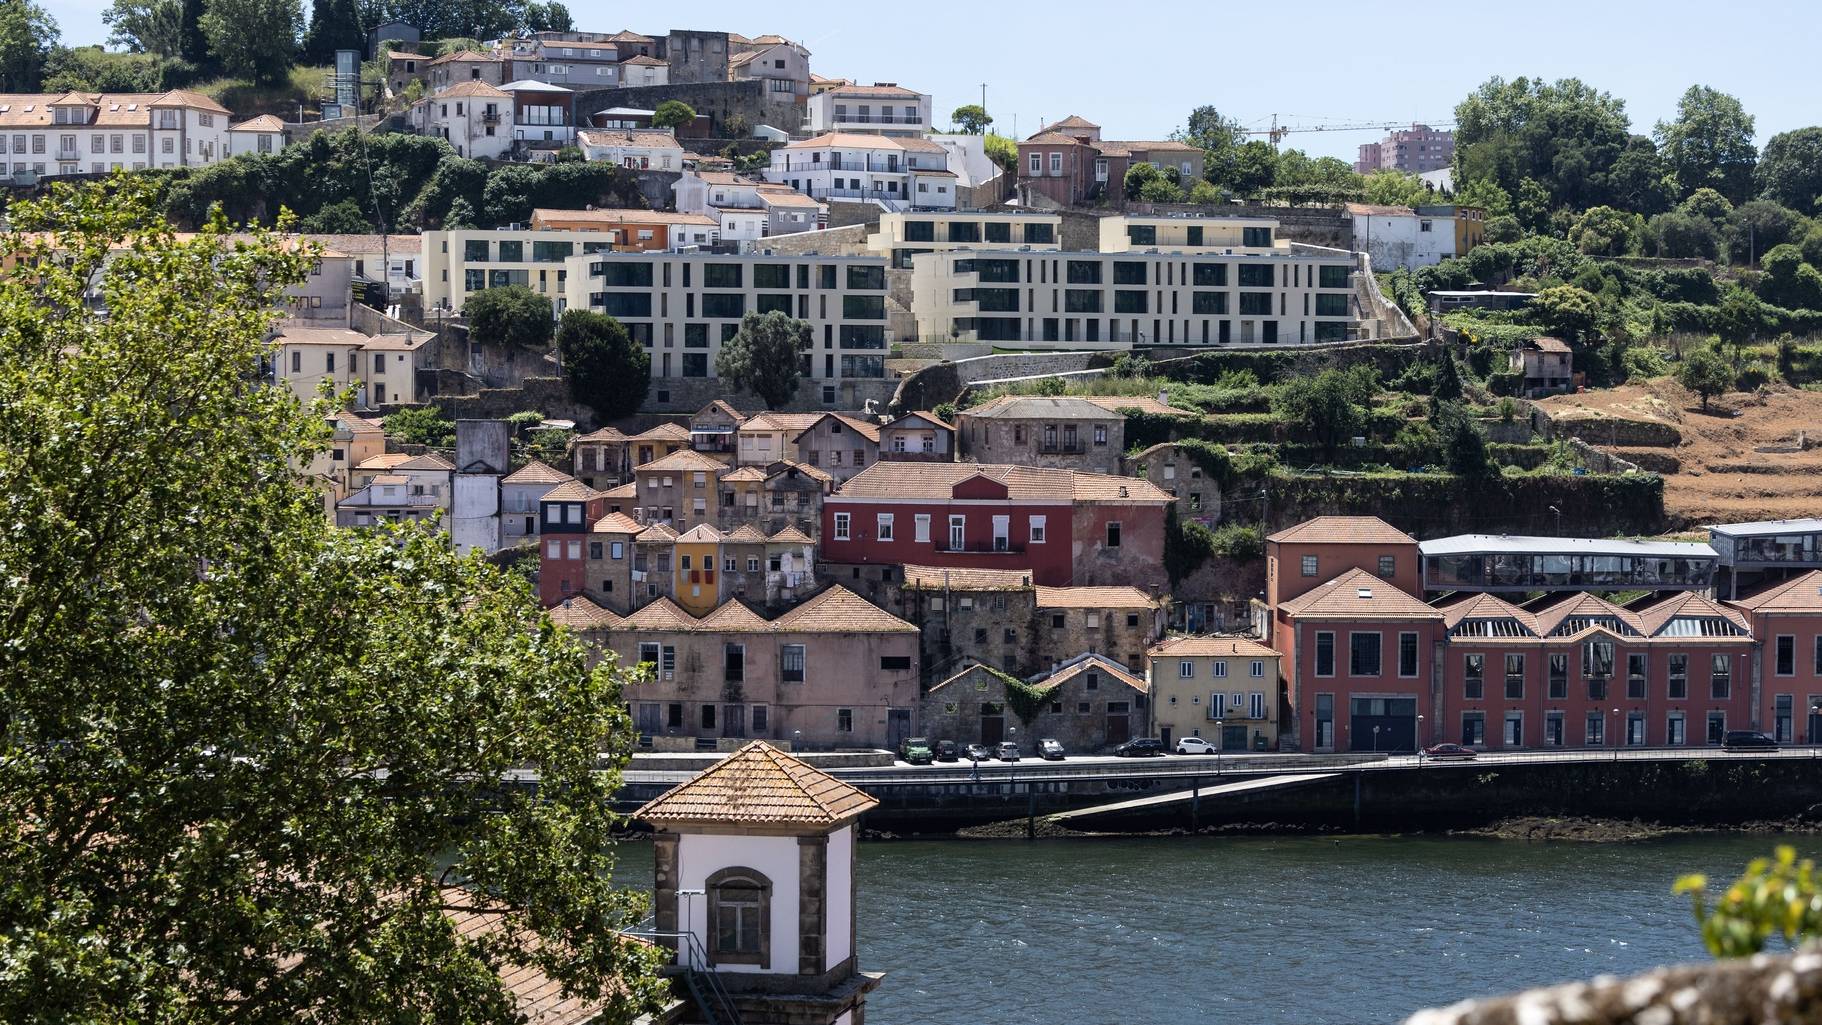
[{"left": 1157, "top": 388, "right": 1169, "bottom": 406}]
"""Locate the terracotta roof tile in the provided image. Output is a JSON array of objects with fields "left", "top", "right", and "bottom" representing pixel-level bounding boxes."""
[
  {"left": 635, "top": 523, "right": 678, "bottom": 542},
  {"left": 633, "top": 422, "right": 692, "bottom": 443},
  {"left": 1277, "top": 568, "right": 1441, "bottom": 620},
  {"left": 902, "top": 565, "right": 1032, "bottom": 591},
  {"left": 721, "top": 466, "right": 769, "bottom": 483},
  {"left": 1149, "top": 635, "right": 1279, "bottom": 658},
  {"left": 575, "top": 130, "right": 688, "bottom": 151},
  {"left": 228, "top": 114, "right": 285, "bottom": 132},
  {"left": 833, "top": 463, "right": 1169, "bottom": 504},
  {"left": 675, "top": 523, "right": 724, "bottom": 543},
  {"left": 1034, "top": 586, "right": 1158, "bottom": 609},
  {"left": 502, "top": 460, "right": 572, "bottom": 486},
  {"left": 1266, "top": 516, "right": 1415, "bottom": 545},
  {"left": 531, "top": 206, "right": 708, "bottom": 228},
  {"left": 1727, "top": 570, "right": 1822, "bottom": 614},
  {"left": 541, "top": 480, "right": 601, "bottom": 502},
  {"left": 623, "top": 596, "right": 694, "bottom": 630},
  {"left": 591, "top": 512, "right": 644, "bottom": 534},
  {"left": 1531, "top": 593, "right": 1645, "bottom": 637},
  {"left": 576, "top": 425, "right": 630, "bottom": 443},
  {"left": 699, "top": 600, "right": 771, "bottom": 632},
  {"left": 767, "top": 524, "right": 814, "bottom": 544},
  {"left": 1635, "top": 592, "right": 1753, "bottom": 637},
  {"left": 635, "top": 741, "right": 878, "bottom": 827},
  {"left": 792, "top": 413, "right": 880, "bottom": 445},
  {"left": 1040, "top": 655, "right": 1149, "bottom": 693},
  {"left": 1440, "top": 592, "right": 1539, "bottom": 634},
  {"left": 724, "top": 524, "right": 769, "bottom": 543},
  {"left": 600, "top": 481, "right": 637, "bottom": 499},
  {"left": 546, "top": 595, "right": 624, "bottom": 631},
  {"left": 773, "top": 585, "right": 916, "bottom": 634},
  {"left": 637, "top": 449, "right": 728, "bottom": 473}
]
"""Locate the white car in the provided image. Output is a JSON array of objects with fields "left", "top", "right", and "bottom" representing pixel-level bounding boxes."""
[{"left": 1175, "top": 736, "right": 1220, "bottom": 755}]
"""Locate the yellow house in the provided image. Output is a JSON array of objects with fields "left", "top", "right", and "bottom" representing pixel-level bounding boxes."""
[
  {"left": 1147, "top": 636, "right": 1282, "bottom": 753},
  {"left": 673, "top": 523, "right": 725, "bottom": 617}
]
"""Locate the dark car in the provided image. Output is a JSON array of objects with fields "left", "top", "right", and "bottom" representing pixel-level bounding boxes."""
[
  {"left": 1114, "top": 738, "right": 1166, "bottom": 758},
  {"left": 934, "top": 740, "right": 960, "bottom": 762},
  {"left": 1422, "top": 743, "right": 1478, "bottom": 761},
  {"left": 898, "top": 737, "right": 934, "bottom": 765},
  {"left": 1722, "top": 730, "right": 1779, "bottom": 752},
  {"left": 1037, "top": 738, "right": 1066, "bottom": 761},
  {"left": 965, "top": 743, "right": 993, "bottom": 762}
]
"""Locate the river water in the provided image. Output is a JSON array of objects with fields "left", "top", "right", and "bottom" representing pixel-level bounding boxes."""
[{"left": 617, "top": 833, "right": 1815, "bottom": 1024}]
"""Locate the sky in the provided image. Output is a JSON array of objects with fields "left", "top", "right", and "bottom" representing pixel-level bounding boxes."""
[{"left": 46, "top": 0, "right": 1821, "bottom": 162}]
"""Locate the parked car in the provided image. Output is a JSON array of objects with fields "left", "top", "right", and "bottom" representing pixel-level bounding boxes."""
[
  {"left": 965, "top": 743, "right": 992, "bottom": 762},
  {"left": 934, "top": 740, "right": 960, "bottom": 762},
  {"left": 1722, "top": 730, "right": 1779, "bottom": 752},
  {"left": 1038, "top": 738, "right": 1066, "bottom": 760},
  {"left": 1422, "top": 743, "right": 1477, "bottom": 760},
  {"left": 1175, "top": 736, "right": 1219, "bottom": 755},
  {"left": 1114, "top": 738, "right": 1166, "bottom": 758},
  {"left": 898, "top": 737, "right": 934, "bottom": 765},
  {"left": 997, "top": 741, "right": 1021, "bottom": 762}
]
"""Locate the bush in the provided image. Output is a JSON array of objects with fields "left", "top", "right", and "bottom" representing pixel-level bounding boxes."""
[
  {"left": 1736, "top": 359, "right": 1780, "bottom": 391},
  {"left": 465, "top": 286, "right": 553, "bottom": 349},
  {"left": 383, "top": 406, "right": 455, "bottom": 447},
  {"left": 1622, "top": 346, "right": 1674, "bottom": 380}
]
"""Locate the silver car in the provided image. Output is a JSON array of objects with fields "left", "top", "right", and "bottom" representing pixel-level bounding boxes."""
[{"left": 996, "top": 741, "right": 1021, "bottom": 762}]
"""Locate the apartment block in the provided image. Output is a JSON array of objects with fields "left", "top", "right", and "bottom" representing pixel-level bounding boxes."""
[
  {"left": 423, "top": 227, "right": 687, "bottom": 314},
  {"left": 911, "top": 239, "right": 1359, "bottom": 348},
  {"left": 1354, "top": 124, "right": 1454, "bottom": 175},
  {"left": 865, "top": 211, "right": 1062, "bottom": 268},
  {"left": 765, "top": 133, "right": 958, "bottom": 211},
  {"left": 1148, "top": 636, "right": 1282, "bottom": 753},
  {"left": 559, "top": 251, "right": 894, "bottom": 395},
  {"left": 805, "top": 83, "right": 932, "bottom": 138}
]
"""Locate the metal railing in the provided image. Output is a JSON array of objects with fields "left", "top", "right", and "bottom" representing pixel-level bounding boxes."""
[{"left": 626, "top": 926, "right": 742, "bottom": 1025}]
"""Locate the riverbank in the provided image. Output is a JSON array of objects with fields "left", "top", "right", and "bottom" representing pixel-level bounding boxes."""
[{"left": 899, "top": 811, "right": 1822, "bottom": 844}]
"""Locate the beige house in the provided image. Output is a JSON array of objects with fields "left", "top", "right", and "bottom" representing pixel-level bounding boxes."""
[
  {"left": 1148, "top": 635, "right": 1282, "bottom": 752},
  {"left": 631, "top": 449, "right": 729, "bottom": 530},
  {"left": 560, "top": 584, "right": 921, "bottom": 750},
  {"left": 269, "top": 326, "right": 434, "bottom": 409},
  {"left": 792, "top": 413, "right": 880, "bottom": 483}
]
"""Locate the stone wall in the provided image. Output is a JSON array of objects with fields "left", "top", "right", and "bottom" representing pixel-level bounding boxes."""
[
  {"left": 644, "top": 376, "right": 895, "bottom": 415},
  {"left": 392, "top": 376, "right": 593, "bottom": 423},
  {"left": 629, "top": 169, "right": 681, "bottom": 211},
  {"left": 957, "top": 173, "right": 1011, "bottom": 211},
  {"left": 885, "top": 351, "right": 1107, "bottom": 414},
  {"left": 825, "top": 204, "right": 884, "bottom": 231},
  {"left": 571, "top": 80, "right": 800, "bottom": 138},
  {"left": 756, "top": 223, "right": 869, "bottom": 256},
  {"left": 1404, "top": 948, "right": 1822, "bottom": 1025}
]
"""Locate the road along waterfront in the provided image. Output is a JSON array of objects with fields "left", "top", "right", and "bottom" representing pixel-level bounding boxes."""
[{"left": 616, "top": 832, "right": 1818, "bottom": 1024}]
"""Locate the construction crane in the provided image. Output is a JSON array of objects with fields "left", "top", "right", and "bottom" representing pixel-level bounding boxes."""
[{"left": 1242, "top": 114, "right": 1456, "bottom": 148}]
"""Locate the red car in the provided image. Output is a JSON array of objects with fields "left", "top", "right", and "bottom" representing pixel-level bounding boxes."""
[{"left": 1422, "top": 743, "right": 1478, "bottom": 760}]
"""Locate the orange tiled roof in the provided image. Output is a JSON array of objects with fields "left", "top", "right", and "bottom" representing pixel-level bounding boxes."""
[
  {"left": 723, "top": 524, "right": 769, "bottom": 543},
  {"left": 675, "top": 523, "right": 724, "bottom": 543},
  {"left": 1039, "top": 655, "right": 1149, "bottom": 694},
  {"left": 1277, "top": 568, "right": 1441, "bottom": 621},
  {"left": 902, "top": 565, "right": 1032, "bottom": 591},
  {"left": 541, "top": 480, "right": 601, "bottom": 502},
  {"left": 1636, "top": 591, "right": 1753, "bottom": 637},
  {"left": 502, "top": 459, "right": 572, "bottom": 486},
  {"left": 633, "top": 422, "right": 692, "bottom": 442},
  {"left": 635, "top": 741, "right": 878, "bottom": 827},
  {"left": 1727, "top": 570, "right": 1822, "bottom": 615},
  {"left": 1439, "top": 592, "right": 1539, "bottom": 633},
  {"left": 773, "top": 585, "right": 916, "bottom": 633},
  {"left": 1531, "top": 592, "right": 1645, "bottom": 637},
  {"left": 1266, "top": 516, "right": 1414, "bottom": 545},
  {"left": 635, "top": 523, "right": 678, "bottom": 543},
  {"left": 791, "top": 413, "right": 880, "bottom": 445},
  {"left": 767, "top": 524, "right": 814, "bottom": 544},
  {"left": 638, "top": 449, "right": 727, "bottom": 473},
  {"left": 591, "top": 512, "right": 644, "bottom": 534},
  {"left": 1034, "top": 586, "right": 1158, "bottom": 609},
  {"left": 546, "top": 595, "right": 624, "bottom": 631},
  {"left": 1149, "top": 635, "right": 1279, "bottom": 658},
  {"left": 834, "top": 463, "right": 1170, "bottom": 504}
]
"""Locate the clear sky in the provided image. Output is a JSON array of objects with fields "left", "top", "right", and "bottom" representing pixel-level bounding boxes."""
[{"left": 47, "top": 0, "right": 1819, "bottom": 161}]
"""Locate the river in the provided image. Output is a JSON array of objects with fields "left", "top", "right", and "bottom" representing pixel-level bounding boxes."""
[{"left": 615, "top": 833, "right": 1815, "bottom": 1024}]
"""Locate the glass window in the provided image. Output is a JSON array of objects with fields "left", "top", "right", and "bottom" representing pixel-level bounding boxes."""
[
  {"left": 1192, "top": 263, "right": 1226, "bottom": 287},
  {"left": 753, "top": 263, "right": 790, "bottom": 288},
  {"left": 1463, "top": 654, "right": 1484, "bottom": 699},
  {"left": 1112, "top": 261, "right": 1147, "bottom": 285},
  {"left": 1066, "top": 260, "right": 1102, "bottom": 284},
  {"left": 1237, "top": 264, "right": 1273, "bottom": 287},
  {"left": 847, "top": 265, "right": 886, "bottom": 290},
  {"left": 1315, "top": 632, "right": 1335, "bottom": 676},
  {"left": 702, "top": 294, "right": 744, "bottom": 319},
  {"left": 595, "top": 261, "right": 653, "bottom": 286},
  {"left": 1319, "top": 265, "right": 1350, "bottom": 288},
  {"left": 1350, "top": 633, "right": 1381, "bottom": 676}
]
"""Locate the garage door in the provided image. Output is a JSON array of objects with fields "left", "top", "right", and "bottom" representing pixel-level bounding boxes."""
[{"left": 1349, "top": 697, "right": 1417, "bottom": 753}]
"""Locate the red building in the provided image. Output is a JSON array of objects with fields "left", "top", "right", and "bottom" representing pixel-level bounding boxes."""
[
  {"left": 1439, "top": 591, "right": 1756, "bottom": 751},
  {"left": 1015, "top": 115, "right": 1205, "bottom": 208},
  {"left": 819, "top": 463, "right": 1170, "bottom": 591},
  {"left": 538, "top": 479, "right": 607, "bottom": 607},
  {"left": 1264, "top": 515, "right": 1421, "bottom": 643},
  {"left": 1727, "top": 569, "right": 1822, "bottom": 743},
  {"left": 1276, "top": 567, "right": 1444, "bottom": 753}
]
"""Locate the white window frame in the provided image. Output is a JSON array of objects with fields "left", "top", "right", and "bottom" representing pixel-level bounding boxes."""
[
  {"left": 833, "top": 512, "right": 850, "bottom": 540},
  {"left": 1029, "top": 514, "right": 1046, "bottom": 544},
  {"left": 1213, "top": 661, "right": 1228, "bottom": 678},
  {"left": 1178, "top": 660, "right": 1194, "bottom": 679},
  {"left": 876, "top": 513, "right": 894, "bottom": 541},
  {"left": 914, "top": 513, "right": 931, "bottom": 543}
]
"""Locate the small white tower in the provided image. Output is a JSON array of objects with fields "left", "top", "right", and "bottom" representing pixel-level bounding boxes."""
[{"left": 637, "top": 741, "right": 882, "bottom": 1025}]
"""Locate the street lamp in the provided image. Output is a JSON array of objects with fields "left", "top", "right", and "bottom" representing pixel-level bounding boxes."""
[
  {"left": 1372, "top": 724, "right": 1382, "bottom": 753},
  {"left": 1417, "top": 714, "right": 1426, "bottom": 762},
  {"left": 677, "top": 888, "right": 705, "bottom": 969},
  {"left": 1610, "top": 707, "right": 1620, "bottom": 760},
  {"left": 1214, "top": 719, "right": 1224, "bottom": 775}
]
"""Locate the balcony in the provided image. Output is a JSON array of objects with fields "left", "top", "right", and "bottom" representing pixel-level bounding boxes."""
[
  {"left": 941, "top": 541, "right": 1026, "bottom": 555},
  {"left": 55, "top": 148, "right": 80, "bottom": 161},
  {"left": 481, "top": 111, "right": 501, "bottom": 124},
  {"left": 781, "top": 158, "right": 905, "bottom": 173},
  {"left": 836, "top": 113, "right": 922, "bottom": 125}
]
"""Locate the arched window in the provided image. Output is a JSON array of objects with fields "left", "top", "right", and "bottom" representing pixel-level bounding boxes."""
[{"left": 706, "top": 867, "right": 771, "bottom": 966}]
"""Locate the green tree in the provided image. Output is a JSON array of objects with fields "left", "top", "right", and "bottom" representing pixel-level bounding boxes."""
[
  {"left": 0, "top": 180, "right": 665, "bottom": 1023},
  {"left": 1514, "top": 177, "right": 1554, "bottom": 234},
  {"left": 1184, "top": 179, "right": 1220, "bottom": 205},
  {"left": 199, "top": 0, "right": 300, "bottom": 83},
  {"left": 1360, "top": 170, "right": 1434, "bottom": 207},
  {"left": 1677, "top": 344, "right": 1735, "bottom": 410},
  {"left": 983, "top": 132, "right": 1017, "bottom": 173},
  {"left": 1677, "top": 846, "right": 1822, "bottom": 958},
  {"left": 465, "top": 284, "right": 553, "bottom": 349},
  {"left": 300, "top": 0, "right": 363, "bottom": 63},
  {"left": 1227, "top": 139, "right": 1278, "bottom": 195},
  {"left": 1605, "top": 135, "right": 1676, "bottom": 215},
  {"left": 651, "top": 99, "right": 695, "bottom": 130},
  {"left": 41, "top": 45, "right": 175, "bottom": 92},
  {"left": 1432, "top": 347, "right": 1464, "bottom": 400},
  {"left": 1181, "top": 104, "right": 1244, "bottom": 187},
  {"left": 104, "top": 0, "right": 185, "bottom": 56},
  {"left": 383, "top": 405, "right": 456, "bottom": 446},
  {"left": 524, "top": 0, "right": 571, "bottom": 31},
  {"left": 178, "top": 0, "right": 209, "bottom": 67},
  {"left": 1757, "top": 127, "right": 1822, "bottom": 215},
  {"left": 1452, "top": 76, "right": 1631, "bottom": 212},
  {"left": 716, "top": 310, "right": 807, "bottom": 409},
  {"left": 1568, "top": 205, "right": 1641, "bottom": 256},
  {"left": 1124, "top": 161, "right": 1165, "bottom": 201},
  {"left": 1679, "top": 186, "right": 1734, "bottom": 225},
  {"left": 1647, "top": 209, "right": 1721, "bottom": 259},
  {"left": 1530, "top": 285, "right": 1601, "bottom": 344},
  {"left": 1272, "top": 366, "right": 1378, "bottom": 461},
  {"left": 0, "top": 0, "right": 57, "bottom": 91},
  {"left": 1483, "top": 215, "right": 1523, "bottom": 244},
  {"left": 1453, "top": 178, "right": 1512, "bottom": 218},
  {"left": 556, "top": 310, "right": 650, "bottom": 422},
  {"left": 950, "top": 103, "right": 991, "bottom": 134},
  {"left": 1654, "top": 85, "right": 1758, "bottom": 204},
  {"left": 1757, "top": 244, "right": 1822, "bottom": 311},
  {"left": 1726, "top": 199, "right": 1804, "bottom": 265},
  {"left": 1432, "top": 399, "right": 1495, "bottom": 478},
  {"left": 299, "top": 197, "right": 371, "bottom": 233}
]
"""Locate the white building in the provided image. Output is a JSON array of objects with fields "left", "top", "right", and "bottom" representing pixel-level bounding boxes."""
[
  {"left": 673, "top": 170, "right": 827, "bottom": 243},
  {"left": 805, "top": 82, "right": 931, "bottom": 137},
  {"left": 637, "top": 742, "right": 882, "bottom": 1025},
  {"left": 577, "top": 128, "right": 684, "bottom": 170},
  {"left": 414, "top": 80, "right": 512, "bottom": 160},
  {"left": 269, "top": 324, "right": 434, "bottom": 407},
  {"left": 0, "top": 89, "right": 234, "bottom": 179},
  {"left": 499, "top": 80, "right": 575, "bottom": 149},
  {"left": 1345, "top": 203, "right": 1453, "bottom": 271},
  {"left": 452, "top": 419, "right": 511, "bottom": 555},
  {"left": 928, "top": 133, "right": 1000, "bottom": 190},
  {"left": 765, "top": 133, "right": 956, "bottom": 211},
  {"left": 226, "top": 114, "right": 286, "bottom": 157},
  {"left": 727, "top": 35, "right": 810, "bottom": 101}
]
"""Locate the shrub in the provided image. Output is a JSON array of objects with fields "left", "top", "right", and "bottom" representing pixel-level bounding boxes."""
[
  {"left": 1622, "top": 346, "right": 1674, "bottom": 380},
  {"left": 383, "top": 406, "right": 455, "bottom": 447}
]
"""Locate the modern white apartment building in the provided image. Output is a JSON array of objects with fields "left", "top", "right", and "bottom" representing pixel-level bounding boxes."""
[
  {"left": 911, "top": 216, "right": 1360, "bottom": 348},
  {"left": 673, "top": 170, "right": 826, "bottom": 244},
  {"left": 865, "top": 211, "right": 1062, "bottom": 267},
  {"left": 424, "top": 227, "right": 669, "bottom": 313},
  {"left": 805, "top": 83, "right": 931, "bottom": 137},
  {"left": 765, "top": 133, "right": 956, "bottom": 211},
  {"left": 0, "top": 89, "right": 233, "bottom": 179},
  {"left": 559, "top": 251, "right": 893, "bottom": 398}
]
